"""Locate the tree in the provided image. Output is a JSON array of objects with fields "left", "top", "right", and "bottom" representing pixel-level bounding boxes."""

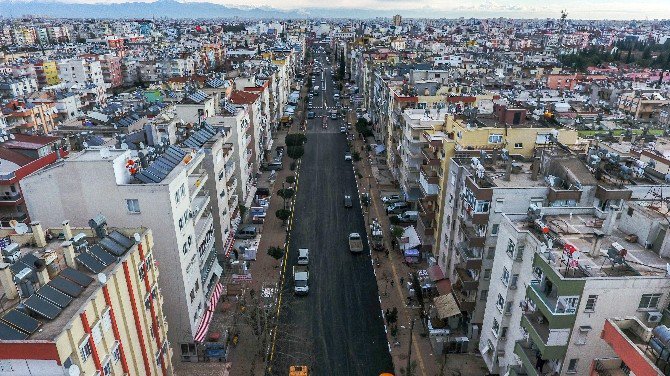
[
  {"left": 239, "top": 205, "right": 248, "bottom": 220},
  {"left": 275, "top": 209, "right": 291, "bottom": 224},
  {"left": 277, "top": 188, "right": 295, "bottom": 199},
  {"left": 267, "top": 246, "right": 285, "bottom": 261},
  {"left": 338, "top": 50, "right": 345, "bottom": 80},
  {"left": 391, "top": 226, "right": 404, "bottom": 239},
  {"left": 285, "top": 175, "right": 296, "bottom": 184},
  {"left": 287, "top": 145, "right": 305, "bottom": 160},
  {"left": 285, "top": 133, "right": 307, "bottom": 147}
]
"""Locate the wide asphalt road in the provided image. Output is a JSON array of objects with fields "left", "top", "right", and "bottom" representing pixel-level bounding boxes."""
[{"left": 271, "top": 51, "right": 393, "bottom": 375}]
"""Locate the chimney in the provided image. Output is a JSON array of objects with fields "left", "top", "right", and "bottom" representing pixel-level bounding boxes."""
[
  {"left": 504, "top": 157, "right": 512, "bottom": 181},
  {"left": 61, "top": 241, "right": 77, "bottom": 269},
  {"left": 0, "top": 263, "right": 17, "bottom": 300},
  {"left": 62, "top": 220, "right": 73, "bottom": 240},
  {"left": 30, "top": 221, "right": 47, "bottom": 248},
  {"left": 36, "top": 265, "right": 50, "bottom": 286},
  {"left": 590, "top": 231, "right": 605, "bottom": 258},
  {"left": 603, "top": 206, "right": 617, "bottom": 235},
  {"left": 531, "top": 158, "right": 540, "bottom": 181}
]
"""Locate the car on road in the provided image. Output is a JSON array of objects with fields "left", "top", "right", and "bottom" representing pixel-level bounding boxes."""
[
  {"left": 298, "top": 248, "right": 309, "bottom": 265},
  {"left": 382, "top": 194, "right": 402, "bottom": 204},
  {"left": 308, "top": 93, "right": 313, "bottom": 99},
  {"left": 293, "top": 265, "right": 309, "bottom": 295},
  {"left": 344, "top": 152, "right": 352, "bottom": 161},
  {"left": 307, "top": 111, "right": 315, "bottom": 119},
  {"left": 386, "top": 202, "right": 410, "bottom": 214},
  {"left": 344, "top": 195, "right": 353, "bottom": 208},
  {"left": 340, "top": 126, "right": 346, "bottom": 133},
  {"left": 348, "top": 233, "right": 364, "bottom": 253}
]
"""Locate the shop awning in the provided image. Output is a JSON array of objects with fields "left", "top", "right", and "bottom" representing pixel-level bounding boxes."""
[
  {"left": 427, "top": 265, "right": 445, "bottom": 282},
  {"left": 194, "top": 283, "right": 225, "bottom": 343},
  {"left": 404, "top": 248, "right": 420, "bottom": 257},
  {"left": 434, "top": 293, "right": 461, "bottom": 320}
]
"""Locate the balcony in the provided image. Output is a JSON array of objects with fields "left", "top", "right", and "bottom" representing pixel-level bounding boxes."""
[
  {"left": 520, "top": 312, "right": 569, "bottom": 359},
  {"left": 591, "top": 358, "right": 633, "bottom": 376},
  {"left": 227, "top": 177, "right": 238, "bottom": 193},
  {"left": 600, "top": 317, "right": 668, "bottom": 376},
  {"left": 228, "top": 194, "right": 239, "bottom": 211},
  {"left": 190, "top": 194, "right": 210, "bottom": 223},
  {"left": 461, "top": 222, "right": 486, "bottom": 248},
  {"left": 416, "top": 214, "right": 435, "bottom": 240},
  {"left": 421, "top": 146, "right": 441, "bottom": 166},
  {"left": 513, "top": 341, "right": 540, "bottom": 376},
  {"left": 195, "top": 214, "right": 214, "bottom": 246},
  {"left": 188, "top": 171, "right": 208, "bottom": 199},
  {"left": 224, "top": 162, "right": 236, "bottom": 180},
  {"left": 419, "top": 165, "right": 439, "bottom": 197},
  {"left": 526, "top": 283, "right": 578, "bottom": 328},
  {"left": 452, "top": 288, "right": 476, "bottom": 312},
  {"left": 222, "top": 143, "right": 233, "bottom": 162},
  {"left": 457, "top": 242, "right": 482, "bottom": 269},
  {"left": 455, "top": 267, "right": 479, "bottom": 291},
  {"left": 0, "top": 192, "right": 23, "bottom": 205},
  {"left": 418, "top": 198, "right": 437, "bottom": 222}
]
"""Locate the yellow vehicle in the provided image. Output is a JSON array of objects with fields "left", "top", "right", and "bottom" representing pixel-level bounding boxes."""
[{"left": 289, "top": 365, "right": 308, "bottom": 376}]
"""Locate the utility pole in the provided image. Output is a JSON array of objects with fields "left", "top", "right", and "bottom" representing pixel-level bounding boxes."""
[{"left": 405, "top": 318, "right": 415, "bottom": 376}]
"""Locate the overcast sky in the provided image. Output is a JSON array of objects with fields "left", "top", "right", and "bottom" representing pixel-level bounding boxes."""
[{"left": 15, "top": 0, "right": 670, "bottom": 19}]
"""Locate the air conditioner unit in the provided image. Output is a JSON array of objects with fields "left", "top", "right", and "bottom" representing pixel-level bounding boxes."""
[{"left": 647, "top": 311, "right": 663, "bottom": 323}]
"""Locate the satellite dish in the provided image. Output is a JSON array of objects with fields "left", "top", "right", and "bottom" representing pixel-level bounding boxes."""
[
  {"left": 133, "top": 233, "right": 141, "bottom": 243},
  {"left": 14, "top": 223, "right": 29, "bottom": 235},
  {"left": 97, "top": 273, "right": 107, "bottom": 284},
  {"left": 67, "top": 364, "right": 81, "bottom": 376}
]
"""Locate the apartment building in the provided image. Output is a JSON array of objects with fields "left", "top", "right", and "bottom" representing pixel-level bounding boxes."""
[
  {"left": 33, "top": 60, "right": 61, "bottom": 88},
  {"left": 229, "top": 90, "right": 262, "bottom": 174},
  {"left": 21, "top": 146, "right": 224, "bottom": 354},
  {"left": 1, "top": 100, "right": 57, "bottom": 135},
  {"left": 58, "top": 58, "right": 106, "bottom": 90},
  {"left": 0, "top": 76, "right": 38, "bottom": 98},
  {"left": 0, "top": 134, "right": 68, "bottom": 226},
  {"left": 0, "top": 221, "right": 172, "bottom": 375}
]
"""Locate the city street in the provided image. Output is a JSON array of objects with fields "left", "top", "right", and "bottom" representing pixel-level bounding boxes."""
[{"left": 271, "top": 51, "right": 393, "bottom": 375}]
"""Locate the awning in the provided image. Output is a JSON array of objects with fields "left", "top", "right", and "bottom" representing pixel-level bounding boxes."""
[
  {"left": 374, "top": 144, "right": 386, "bottom": 154},
  {"left": 436, "top": 279, "right": 452, "bottom": 295},
  {"left": 404, "top": 248, "right": 420, "bottom": 257},
  {"left": 194, "top": 282, "right": 225, "bottom": 343},
  {"left": 194, "top": 309, "right": 214, "bottom": 343},
  {"left": 427, "top": 265, "right": 445, "bottom": 282},
  {"left": 434, "top": 293, "right": 461, "bottom": 320}
]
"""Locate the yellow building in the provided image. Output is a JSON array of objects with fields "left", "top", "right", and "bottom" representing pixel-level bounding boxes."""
[
  {"left": 34, "top": 60, "right": 60, "bottom": 87},
  {"left": 0, "top": 221, "right": 173, "bottom": 375},
  {"left": 418, "top": 113, "right": 579, "bottom": 254}
]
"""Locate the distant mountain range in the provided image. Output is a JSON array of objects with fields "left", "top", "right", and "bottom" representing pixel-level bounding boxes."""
[{"left": 0, "top": 0, "right": 423, "bottom": 19}]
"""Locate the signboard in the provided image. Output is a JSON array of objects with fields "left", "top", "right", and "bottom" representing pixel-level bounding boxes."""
[{"left": 232, "top": 274, "right": 253, "bottom": 282}]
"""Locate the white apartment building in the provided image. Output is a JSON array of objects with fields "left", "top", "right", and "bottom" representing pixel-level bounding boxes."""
[
  {"left": 57, "top": 58, "right": 106, "bottom": 89},
  {"left": 21, "top": 146, "right": 224, "bottom": 352}
]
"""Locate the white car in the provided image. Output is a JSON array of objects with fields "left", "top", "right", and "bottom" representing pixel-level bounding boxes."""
[
  {"left": 298, "top": 248, "right": 309, "bottom": 265},
  {"left": 382, "top": 194, "right": 402, "bottom": 204},
  {"left": 344, "top": 153, "right": 352, "bottom": 161}
]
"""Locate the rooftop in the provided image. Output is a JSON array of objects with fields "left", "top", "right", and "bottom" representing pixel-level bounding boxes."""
[
  {"left": 512, "top": 208, "right": 670, "bottom": 279},
  {"left": 0, "top": 222, "right": 141, "bottom": 341}
]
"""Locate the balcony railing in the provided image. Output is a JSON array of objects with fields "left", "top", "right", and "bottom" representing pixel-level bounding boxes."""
[{"left": 0, "top": 192, "right": 22, "bottom": 202}]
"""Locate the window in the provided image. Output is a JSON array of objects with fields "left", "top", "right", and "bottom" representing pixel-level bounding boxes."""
[
  {"left": 514, "top": 142, "right": 523, "bottom": 149},
  {"left": 138, "top": 262, "right": 146, "bottom": 281},
  {"left": 510, "top": 274, "right": 519, "bottom": 289},
  {"left": 488, "top": 134, "right": 503, "bottom": 144},
  {"left": 504, "top": 301, "right": 513, "bottom": 315},
  {"left": 495, "top": 199, "right": 504, "bottom": 213},
  {"left": 536, "top": 133, "right": 552, "bottom": 144},
  {"left": 496, "top": 293, "right": 505, "bottom": 312},
  {"left": 190, "top": 288, "right": 196, "bottom": 303},
  {"left": 575, "top": 326, "right": 591, "bottom": 345},
  {"left": 567, "top": 358, "right": 579, "bottom": 373},
  {"left": 585, "top": 295, "right": 598, "bottom": 312},
  {"left": 639, "top": 293, "right": 663, "bottom": 310},
  {"left": 492, "top": 318, "right": 500, "bottom": 337},
  {"left": 102, "top": 358, "right": 112, "bottom": 376},
  {"left": 506, "top": 239, "right": 515, "bottom": 259},
  {"left": 79, "top": 337, "right": 92, "bottom": 362},
  {"left": 474, "top": 200, "right": 490, "bottom": 213},
  {"left": 483, "top": 269, "right": 491, "bottom": 280},
  {"left": 126, "top": 199, "right": 140, "bottom": 213},
  {"left": 501, "top": 267, "right": 510, "bottom": 286},
  {"left": 112, "top": 342, "right": 121, "bottom": 363},
  {"left": 500, "top": 327, "right": 508, "bottom": 339},
  {"left": 181, "top": 343, "right": 197, "bottom": 357},
  {"left": 480, "top": 289, "right": 488, "bottom": 301},
  {"left": 487, "top": 247, "right": 495, "bottom": 259}
]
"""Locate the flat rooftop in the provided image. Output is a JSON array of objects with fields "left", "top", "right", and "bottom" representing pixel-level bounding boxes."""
[
  {"left": 513, "top": 212, "right": 670, "bottom": 278},
  {"left": 0, "top": 225, "right": 140, "bottom": 341}
]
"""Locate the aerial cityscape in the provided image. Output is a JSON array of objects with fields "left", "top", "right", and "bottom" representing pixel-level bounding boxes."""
[{"left": 1, "top": 3, "right": 670, "bottom": 376}]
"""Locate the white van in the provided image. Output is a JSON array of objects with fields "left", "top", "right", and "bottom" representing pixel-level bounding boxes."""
[{"left": 298, "top": 248, "right": 309, "bottom": 265}]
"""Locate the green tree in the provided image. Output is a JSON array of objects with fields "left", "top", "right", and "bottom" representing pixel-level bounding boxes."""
[
  {"left": 275, "top": 209, "right": 291, "bottom": 224},
  {"left": 277, "top": 188, "right": 295, "bottom": 199},
  {"left": 338, "top": 50, "right": 346, "bottom": 80},
  {"left": 267, "top": 246, "right": 285, "bottom": 261},
  {"left": 287, "top": 145, "right": 305, "bottom": 160},
  {"left": 285, "top": 175, "right": 296, "bottom": 184},
  {"left": 285, "top": 133, "right": 307, "bottom": 147}
]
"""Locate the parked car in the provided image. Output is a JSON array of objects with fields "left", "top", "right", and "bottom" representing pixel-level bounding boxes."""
[
  {"left": 340, "top": 126, "right": 346, "bottom": 133},
  {"left": 307, "top": 111, "right": 316, "bottom": 119},
  {"left": 344, "top": 153, "right": 352, "bottom": 161},
  {"left": 386, "top": 202, "right": 410, "bottom": 214},
  {"left": 235, "top": 225, "right": 257, "bottom": 239},
  {"left": 344, "top": 195, "right": 353, "bottom": 208},
  {"left": 382, "top": 194, "right": 402, "bottom": 204},
  {"left": 396, "top": 211, "right": 419, "bottom": 223}
]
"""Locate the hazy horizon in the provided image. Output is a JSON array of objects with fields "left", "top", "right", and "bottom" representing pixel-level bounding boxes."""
[{"left": 2, "top": 0, "right": 670, "bottom": 20}]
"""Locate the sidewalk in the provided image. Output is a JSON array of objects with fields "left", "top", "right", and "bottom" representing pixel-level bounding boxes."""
[{"left": 349, "top": 111, "right": 488, "bottom": 376}]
